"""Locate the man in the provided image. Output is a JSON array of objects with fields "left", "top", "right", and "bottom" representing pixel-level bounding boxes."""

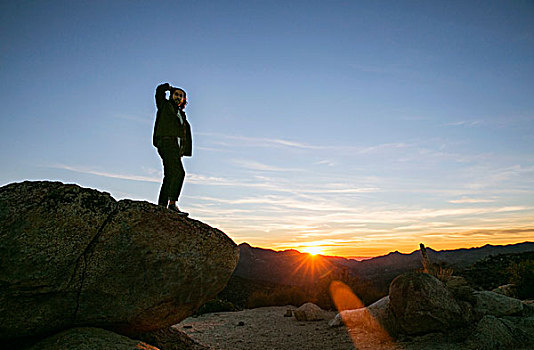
[{"left": 153, "top": 83, "right": 192, "bottom": 216}]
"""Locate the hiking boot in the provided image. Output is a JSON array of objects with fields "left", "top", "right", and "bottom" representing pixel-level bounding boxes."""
[{"left": 168, "top": 204, "right": 189, "bottom": 217}]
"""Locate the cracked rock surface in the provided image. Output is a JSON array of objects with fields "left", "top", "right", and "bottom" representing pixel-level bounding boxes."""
[{"left": 0, "top": 181, "right": 239, "bottom": 342}]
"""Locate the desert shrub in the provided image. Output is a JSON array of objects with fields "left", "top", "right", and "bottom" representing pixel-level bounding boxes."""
[
  {"left": 311, "top": 270, "right": 385, "bottom": 310},
  {"left": 508, "top": 259, "right": 534, "bottom": 299},
  {"left": 246, "top": 285, "right": 308, "bottom": 309},
  {"left": 420, "top": 243, "right": 454, "bottom": 282},
  {"left": 240, "top": 267, "right": 387, "bottom": 310},
  {"left": 348, "top": 279, "right": 385, "bottom": 305},
  {"left": 459, "top": 252, "right": 534, "bottom": 291},
  {"left": 195, "top": 298, "right": 238, "bottom": 315}
]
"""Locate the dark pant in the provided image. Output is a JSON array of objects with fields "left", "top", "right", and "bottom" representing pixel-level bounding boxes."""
[{"left": 157, "top": 139, "right": 185, "bottom": 206}]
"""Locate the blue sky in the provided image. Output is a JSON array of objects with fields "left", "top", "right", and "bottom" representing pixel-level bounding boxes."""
[{"left": 1, "top": 1, "right": 533, "bottom": 257}]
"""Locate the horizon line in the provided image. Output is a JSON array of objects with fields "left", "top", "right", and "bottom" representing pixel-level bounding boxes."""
[{"left": 237, "top": 240, "right": 534, "bottom": 260}]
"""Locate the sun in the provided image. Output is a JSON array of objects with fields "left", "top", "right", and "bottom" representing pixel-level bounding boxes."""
[{"left": 301, "top": 246, "right": 323, "bottom": 256}]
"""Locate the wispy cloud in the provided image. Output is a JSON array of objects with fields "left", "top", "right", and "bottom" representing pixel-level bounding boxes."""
[
  {"left": 198, "top": 132, "right": 415, "bottom": 155},
  {"left": 232, "top": 159, "right": 304, "bottom": 172},
  {"left": 315, "top": 159, "right": 337, "bottom": 166},
  {"left": 449, "top": 197, "right": 495, "bottom": 204},
  {"left": 357, "top": 143, "right": 411, "bottom": 154},
  {"left": 50, "top": 164, "right": 160, "bottom": 183},
  {"left": 442, "top": 120, "right": 482, "bottom": 127},
  {"left": 420, "top": 227, "right": 534, "bottom": 238},
  {"left": 198, "top": 132, "right": 323, "bottom": 150}
]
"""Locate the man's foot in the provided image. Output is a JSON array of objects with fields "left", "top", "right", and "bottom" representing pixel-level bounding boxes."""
[{"left": 168, "top": 204, "right": 189, "bottom": 216}]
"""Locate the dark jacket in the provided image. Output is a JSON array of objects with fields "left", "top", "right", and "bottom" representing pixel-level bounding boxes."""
[{"left": 153, "top": 83, "right": 192, "bottom": 157}]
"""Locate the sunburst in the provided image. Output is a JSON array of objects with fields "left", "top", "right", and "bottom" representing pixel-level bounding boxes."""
[{"left": 301, "top": 246, "right": 324, "bottom": 256}]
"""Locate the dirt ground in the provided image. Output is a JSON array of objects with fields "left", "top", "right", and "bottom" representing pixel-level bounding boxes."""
[
  {"left": 176, "top": 305, "right": 534, "bottom": 350},
  {"left": 177, "top": 306, "right": 402, "bottom": 350}
]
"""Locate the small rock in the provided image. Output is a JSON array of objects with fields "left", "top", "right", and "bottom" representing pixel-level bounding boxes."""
[
  {"left": 237, "top": 321, "right": 245, "bottom": 326},
  {"left": 522, "top": 300, "right": 534, "bottom": 317},
  {"left": 329, "top": 313, "right": 343, "bottom": 327},
  {"left": 294, "top": 302, "right": 324, "bottom": 321},
  {"left": 284, "top": 309, "right": 293, "bottom": 317},
  {"left": 445, "top": 276, "right": 475, "bottom": 302},
  {"left": 492, "top": 284, "right": 517, "bottom": 298}
]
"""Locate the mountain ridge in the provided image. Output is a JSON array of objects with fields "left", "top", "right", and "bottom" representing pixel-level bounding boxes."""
[
  {"left": 234, "top": 241, "right": 534, "bottom": 286},
  {"left": 238, "top": 241, "right": 534, "bottom": 262}
]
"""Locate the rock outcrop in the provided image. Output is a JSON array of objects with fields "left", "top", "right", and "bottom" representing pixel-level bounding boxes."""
[
  {"left": 464, "top": 315, "right": 532, "bottom": 350},
  {"left": 329, "top": 295, "right": 398, "bottom": 335},
  {"left": 27, "top": 327, "right": 154, "bottom": 350},
  {"left": 0, "top": 181, "right": 239, "bottom": 343},
  {"left": 473, "top": 290, "right": 524, "bottom": 317},
  {"left": 389, "top": 272, "right": 466, "bottom": 335},
  {"left": 134, "top": 326, "right": 209, "bottom": 350},
  {"left": 330, "top": 272, "right": 534, "bottom": 349}
]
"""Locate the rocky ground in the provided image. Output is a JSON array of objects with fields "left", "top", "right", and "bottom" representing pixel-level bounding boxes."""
[
  {"left": 178, "top": 306, "right": 423, "bottom": 350},
  {"left": 179, "top": 306, "right": 358, "bottom": 350},
  {"left": 177, "top": 306, "right": 534, "bottom": 350}
]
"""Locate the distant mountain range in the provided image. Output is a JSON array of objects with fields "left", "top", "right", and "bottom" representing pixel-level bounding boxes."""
[{"left": 233, "top": 241, "right": 534, "bottom": 286}]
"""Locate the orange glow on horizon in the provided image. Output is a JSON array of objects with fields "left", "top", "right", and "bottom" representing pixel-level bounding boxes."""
[
  {"left": 301, "top": 246, "right": 324, "bottom": 255},
  {"left": 247, "top": 232, "right": 533, "bottom": 259},
  {"left": 286, "top": 251, "right": 339, "bottom": 285}
]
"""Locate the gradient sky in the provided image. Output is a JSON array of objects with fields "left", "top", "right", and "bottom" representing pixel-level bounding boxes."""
[{"left": 1, "top": 1, "right": 533, "bottom": 258}]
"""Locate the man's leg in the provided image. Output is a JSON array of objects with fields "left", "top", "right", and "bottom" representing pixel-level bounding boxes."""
[
  {"left": 159, "top": 144, "right": 186, "bottom": 211},
  {"left": 168, "top": 156, "right": 185, "bottom": 203},
  {"left": 157, "top": 146, "right": 176, "bottom": 206},
  {"left": 167, "top": 157, "right": 187, "bottom": 216}
]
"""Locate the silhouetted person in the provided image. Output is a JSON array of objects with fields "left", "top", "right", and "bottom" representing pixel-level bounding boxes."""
[{"left": 153, "top": 83, "right": 192, "bottom": 216}]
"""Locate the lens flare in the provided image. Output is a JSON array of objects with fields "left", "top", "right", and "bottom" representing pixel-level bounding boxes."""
[{"left": 329, "top": 280, "right": 393, "bottom": 347}]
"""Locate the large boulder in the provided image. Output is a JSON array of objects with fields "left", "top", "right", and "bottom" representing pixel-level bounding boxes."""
[
  {"left": 135, "top": 326, "right": 210, "bottom": 350},
  {"left": 473, "top": 291, "right": 524, "bottom": 317},
  {"left": 0, "top": 181, "right": 239, "bottom": 342},
  {"left": 445, "top": 275, "right": 476, "bottom": 302},
  {"left": 389, "top": 272, "right": 465, "bottom": 335},
  {"left": 464, "top": 315, "right": 533, "bottom": 350},
  {"left": 27, "top": 327, "right": 154, "bottom": 350}
]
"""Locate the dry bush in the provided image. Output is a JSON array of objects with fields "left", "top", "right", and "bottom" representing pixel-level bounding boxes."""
[
  {"left": 420, "top": 243, "right": 454, "bottom": 282},
  {"left": 246, "top": 286, "right": 308, "bottom": 309}
]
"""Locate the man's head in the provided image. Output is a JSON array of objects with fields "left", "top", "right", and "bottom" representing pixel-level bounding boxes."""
[{"left": 170, "top": 87, "right": 187, "bottom": 108}]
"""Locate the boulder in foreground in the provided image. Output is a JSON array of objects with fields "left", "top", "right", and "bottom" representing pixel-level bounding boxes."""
[
  {"left": 27, "top": 327, "right": 153, "bottom": 350},
  {"left": 389, "top": 272, "right": 466, "bottom": 335},
  {"left": 0, "top": 181, "right": 239, "bottom": 342}
]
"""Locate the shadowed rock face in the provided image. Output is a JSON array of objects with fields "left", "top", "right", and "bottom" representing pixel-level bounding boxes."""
[
  {"left": 0, "top": 181, "right": 239, "bottom": 341},
  {"left": 389, "top": 272, "right": 465, "bottom": 335},
  {"left": 27, "top": 327, "right": 151, "bottom": 350}
]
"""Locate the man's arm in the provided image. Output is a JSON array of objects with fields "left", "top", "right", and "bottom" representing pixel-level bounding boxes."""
[{"left": 155, "top": 83, "right": 170, "bottom": 109}]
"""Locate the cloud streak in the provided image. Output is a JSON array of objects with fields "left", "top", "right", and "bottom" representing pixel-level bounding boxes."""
[
  {"left": 50, "top": 164, "right": 160, "bottom": 183},
  {"left": 232, "top": 159, "right": 304, "bottom": 172},
  {"left": 198, "top": 132, "right": 323, "bottom": 150}
]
